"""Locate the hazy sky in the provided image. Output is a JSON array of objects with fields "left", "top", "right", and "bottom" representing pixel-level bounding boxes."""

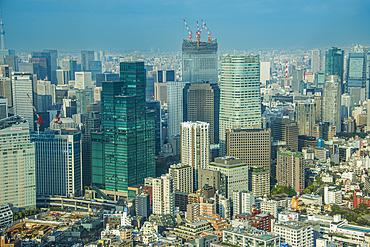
[{"left": 2, "top": 0, "right": 370, "bottom": 52}]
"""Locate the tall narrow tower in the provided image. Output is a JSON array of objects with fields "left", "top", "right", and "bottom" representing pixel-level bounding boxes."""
[{"left": 0, "top": 9, "right": 5, "bottom": 50}]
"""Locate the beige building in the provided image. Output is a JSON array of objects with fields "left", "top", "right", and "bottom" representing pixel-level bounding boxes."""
[
  {"left": 198, "top": 169, "right": 226, "bottom": 195},
  {"left": 226, "top": 127, "right": 271, "bottom": 171},
  {"left": 314, "top": 94, "right": 322, "bottom": 122},
  {"left": 277, "top": 150, "right": 305, "bottom": 192},
  {"left": 154, "top": 82, "right": 167, "bottom": 105},
  {"left": 322, "top": 75, "right": 341, "bottom": 131},
  {"left": 249, "top": 166, "right": 270, "bottom": 198},
  {"left": 152, "top": 174, "right": 174, "bottom": 215},
  {"left": 169, "top": 163, "right": 193, "bottom": 193}
]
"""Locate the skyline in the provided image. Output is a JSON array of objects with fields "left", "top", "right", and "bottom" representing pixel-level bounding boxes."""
[{"left": 2, "top": 0, "right": 370, "bottom": 52}]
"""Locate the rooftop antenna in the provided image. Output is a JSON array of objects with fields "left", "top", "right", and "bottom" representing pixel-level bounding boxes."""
[{"left": 0, "top": 9, "right": 5, "bottom": 50}]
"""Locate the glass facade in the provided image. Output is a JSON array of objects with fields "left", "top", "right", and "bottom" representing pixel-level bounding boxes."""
[
  {"left": 325, "top": 47, "right": 344, "bottom": 90},
  {"left": 346, "top": 53, "right": 367, "bottom": 93},
  {"left": 219, "top": 54, "right": 261, "bottom": 156},
  {"left": 92, "top": 62, "right": 155, "bottom": 193}
]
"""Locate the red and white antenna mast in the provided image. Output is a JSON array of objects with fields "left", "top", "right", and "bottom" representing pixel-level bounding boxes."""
[{"left": 183, "top": 19, "right": 193, "bottom": 41}]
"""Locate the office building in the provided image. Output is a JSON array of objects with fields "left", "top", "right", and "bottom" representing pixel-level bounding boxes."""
[
  {"left": 0, "top": 65, "right": 12, "bottom": 107},
  {"left": 146, "top": 100, "right": 162, "bottom": 155},
  {"left": 260, "top": 61, "right": 270, "bottom": 85},
  {"left": 346, "top": 52, "right": 367, "bottom": 93},
  {"left": 273, "top": 222, "right": 313, "bottom": 247},
  {"left": 277, "top": 150, "right": 304, "bottom": 192},
  {"left": 295, "top": 102, "right": 316, "bottom": 136},
  {"left": 249, "top": 166, "right": 270, "bottom": 198},
  {"left": 37, "top": 80, "right": 56, "bottom": 103},
  {"left": 31, "top": 130, "right": 82, "bottom": 197},
  {"left": 82, "top": 111, "right": 101, "bottom": 187},
  {"left": 76, "top": 89, "right": 94, "bottom": 115},
  {"left": 0, "top": 97, "right": 7, "bottom": 119},
  {"left": 154, "top": 70, "right": 175, "bottom": 83},
  {"left": 181, "top": 121, "right": 210, "bottom": 170},
  {"left": 198, "top": 169, "right": 226, "bottom": 196},
  {"left": 135, "top": 193, "right": 150, "bottom": 220},
  {"left": 91, "top": 62, "right": 155, "bottom": 194},
  {"left": 325, "top": 47, "right": 344, "bottom": 90},
  {"left": 18, "top": 62, "right": 40, "bottom": 79},
  {"left": 29, "top": 51, "right": 51, "bottom": 82},
  {"left": 12, "top": 72, "right": 37, "bottom": 132},
  {"left": 169, "top": 163, "right": 193, "bottom": 193},
  {"left": 42, "top": 50, "right": 58, "bottom": 84},
  {"left": 95, "top": 73, "right": 119, "bottom": 88},
  {"left": 315, "top": 71, "right": 325, "bottom": 91},
  {"left": 292, "top": 68, "right": 306, "bottom": 93},
  {"left": 152, "top": 174, "right": 175, "bottom": 215},
  {"left": 56, "top": 69, "right": 70, "bottom": 85},
  {"left": 271, "top": 118, "right": 298, "bottom": 152},
  {"left": 183, "top": 82, "right": 220, "bottom": 144},
  {"left": 222, "top": 229, "right": 281, "bottom": 247},
  {"left": 89, "top": 61, "right": 102, "bottom": 81},
  {"left": 167, "top": 81, "right": 188, "bottom": 138},
  {"left": 312, "top": 122, "right": 336, "bottom": 141},
  {"left": 209, "top": 157, "right": 249, "bottom": 199},
  {"left": 58, "top": 58, "right": 77, "bottom": 80},
  {"left": 219, "top": 54, "right": 261, "bottom": 156},
  {"left": 322, "top": 75, "right": 341, "bottom": 132},
  {"left": 0, "top": 116, "right": 36, "bottom": 210},
  {"left": 182, "top": 38, "right": 218, "bottom": 84},
  {"left": 226, "top": 127, "right": 271, "bottom": 171},
  {"left": 233, "top": 191, "right": 255, "bottom": 215},
  {"left": 154, "top": 82, "right": 167, "bottom": 105},
  {"left": 75, "top": 71, "right": 92, "bottom": 89},
  {"left": 311, "top": 49, "right": 321, "bottom": 75},
  {"left": 81, "top": 50, "right": 94, "bottom": 72}
]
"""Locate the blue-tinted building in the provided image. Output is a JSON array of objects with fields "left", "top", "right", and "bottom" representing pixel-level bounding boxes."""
[
  {"left": 346, "top": 52, "right": 367, "bottom": 93},
  {"left": 92, "top": 62, "right": 155, "bottom": 194},
  {"left": 31, "top": 130, "right": 82, "bottom": 197},
  {"left": 325, "top": 47, "right": 344, "bottom": 91}
]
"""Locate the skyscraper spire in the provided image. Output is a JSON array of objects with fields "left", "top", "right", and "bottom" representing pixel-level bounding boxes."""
[{"left": 0, "top": 9, "right": 5, "bottom": 50}]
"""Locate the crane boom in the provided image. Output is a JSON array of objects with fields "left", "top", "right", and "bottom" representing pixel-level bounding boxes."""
[
  {"left": 183, "top": 19, "right": 193, "bottom": 41},
  {"left": 55, "top": 92, "right": 68, "bottom": 124},
  {"left": 26, "top": 93, "right": 44, "bottom": 133},
  {"left": 201, "top": 19, "right": 212, "bottom": 42}
]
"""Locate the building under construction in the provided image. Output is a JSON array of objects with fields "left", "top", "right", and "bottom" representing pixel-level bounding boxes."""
[{"left": 182, "top": 20, "right": 218, "bottom": 84}]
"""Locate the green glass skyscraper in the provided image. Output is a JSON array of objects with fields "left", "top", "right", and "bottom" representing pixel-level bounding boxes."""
[
  {"left": 325, "top": 47, "right": 344, "bottom": 90},
  {"left": 92, "top": 62, "right": 155, "bottom": 194}
]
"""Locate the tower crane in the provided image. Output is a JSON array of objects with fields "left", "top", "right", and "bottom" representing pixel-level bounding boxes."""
[
  {"left": 54, "top": 92, "right": 68, "bottom": 125},
  {"left": 26, "top": 93, "right": 44, "bottom": 134},
  {"left": 195, "top": 21, "right": 205, "bottom": 47},
  {"left": 183, "top": 19, "right": 193, "bottom": 41},
  {"left": 201, "top": 19, "right": 211, "bottom": 42}
]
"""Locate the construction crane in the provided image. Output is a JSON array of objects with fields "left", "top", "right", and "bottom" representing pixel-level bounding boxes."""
[
  {"left": 195, "top": 21, "right": 205, "bottom": 47},
  {"left": 54, "top": 92, "right": 68, "bottom": 125},
  {"left": 201, "top": 19, "right": 211, "bottom": 42},
  {"left": 292, "top": 185, "right": 301, "bottom": 211},
  {"left": 183, "top": 19, "right": 193, "bottom": 41},
  {"left": 26, "top": 93, "right": 44, "bottom": 134}
]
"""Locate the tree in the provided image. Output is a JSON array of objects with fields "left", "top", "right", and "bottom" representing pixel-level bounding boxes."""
[
  {"left": 304, "top": 188, "right": 311, "bottom": 194},
  {"left": 18, "top": 212, "right": 23, "bottom": 219},
  {"left": 14, "top": 215, "right": 18, "bottom": 220},
  {"left": 315, "top": 176, "right": 322, "bottom": 184}
]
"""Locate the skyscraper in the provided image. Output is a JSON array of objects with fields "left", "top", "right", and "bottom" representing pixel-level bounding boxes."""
[
  {"left": 92, "top": 62, "right": 155, "bottom": 194},
  {"left": 219, "top": 54, "right": 261, "bottom": 156},
  {"left": 167, "top": 81, "right": 188, "bottom": 137},
  {"left": 181, "top": 121, "right": 210, "bottom": 171},
  {"left": 322, "top": 75, "right": 341, "bottom": 132},
  {"left": 152, "top": 174, "right": 175, "bottom": 215},
  {"left": 0, "top": 116, "right": 36, "bottom": 210},
  {"left": 81, "top": 50, "right": 94, "bottom": 72},
  {"left": 12, "top": 72, "right": 37, "bottom": 132},
  {"left": 0, "top": 65, "right": 12, "bottom": 107},
  {"left": 29, "top": 51, "right": 51, "bottom": 82},
  {"left": 183, "top": 82, "right": 220, "bottom": 144},
  {"left": 277, "top": 150, "right": 304, "bottom": 192},
  {"left": 76, "top": 89, "right": 94, "bottom": 115},
  {"left": 168, "top": 163, "right": 194, "bottom": 193},
  {"left": 311, "top": 49, "right": 321, "bottom": 75},
  {"left": 75, "top": 71, "right": 92, "bottom": 89},
  {"left": 346, "top": 52, "right": 367, "bottom": 93},
  {"left": 325, "top": 47, "right": 344, "bottom": 90},
  {"left": 146, "top": 100, "right": 162, "bottom": 155},
  {"left": 182, "top": 38, "right": 218, "bottom": 84},
  {"left": 295, "top": 102, "right": 316, "bottom": 136},
  {"left": 271, "top": 118, "right": 298, "bottom": 152},
  {"left": 31, "top": 130, "right": 82, "bottom": 197}
]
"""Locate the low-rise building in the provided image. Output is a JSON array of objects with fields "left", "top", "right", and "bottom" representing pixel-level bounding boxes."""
[
  {"left": 273, "top": 222, "right": 313, "bottom": 247},
  {"left": 170, "top": 220, "right": 213, "bottom": 241},
  {"left": 0, "top": 205, "right": 13, "bottom": 228},
  {"left": 222, "top": 228, "right": 281, "bottom": 247}
]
